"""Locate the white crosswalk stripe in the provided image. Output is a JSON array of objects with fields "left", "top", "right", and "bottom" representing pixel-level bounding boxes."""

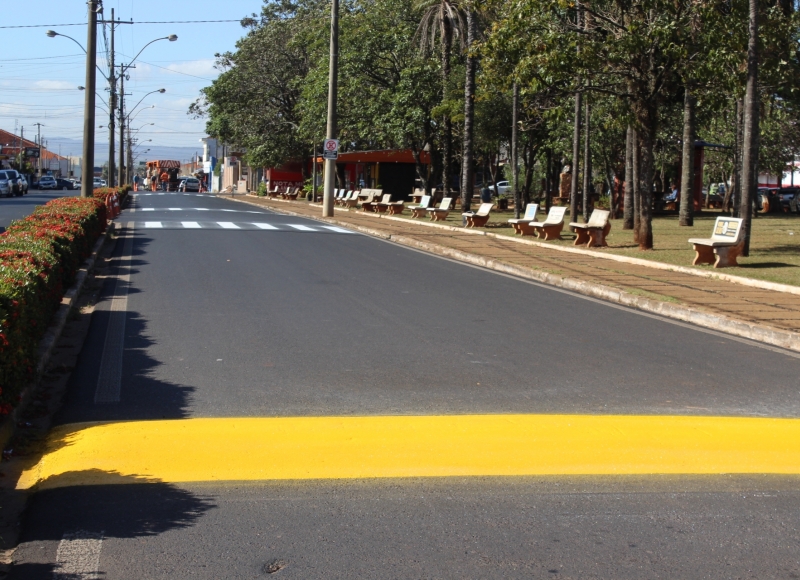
[{"left": 132, "top": 221, "right": 355, "bottom": 233}]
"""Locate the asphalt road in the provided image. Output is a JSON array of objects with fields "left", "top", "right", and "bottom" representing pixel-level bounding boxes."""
[
  {"left": 10, "top": 192, "right": 800, "bottom": 578},
  {"left": 0, "top": 188, "right": 78, "bottom": 231}
]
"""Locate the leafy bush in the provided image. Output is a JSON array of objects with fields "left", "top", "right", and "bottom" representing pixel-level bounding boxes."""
[
  {"left": 93, "top": 186, "right": 130, "bottom": 207},
  {"left": 0, "top": 197, "right": 106, "bottom": 414}
]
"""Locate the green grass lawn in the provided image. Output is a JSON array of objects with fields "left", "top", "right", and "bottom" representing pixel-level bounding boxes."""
[{"left": 375, "top": 205, "right": 800, "bottom": 287}]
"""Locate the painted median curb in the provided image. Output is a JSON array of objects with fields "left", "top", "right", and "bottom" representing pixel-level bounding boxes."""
[{"left": 235, "top": 196, "right": 800, "bottom": 353}]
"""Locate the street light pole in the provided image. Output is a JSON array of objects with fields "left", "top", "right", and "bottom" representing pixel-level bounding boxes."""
[
  {"left": 81, "top": 0, "right": 99, "bottom": 198},
  {"left": 322, "top": 0, "right": 339, "bottom": 217},
  {"left": 108, "top": 8, "right": 116, "bottom": 187},
  {"left": 118, "top": 64, "right": 127, "bottom": 186}
]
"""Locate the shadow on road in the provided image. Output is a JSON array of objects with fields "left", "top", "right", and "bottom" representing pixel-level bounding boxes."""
[{"left": 10, "top": 472, "right": 215, "bottom": 579}]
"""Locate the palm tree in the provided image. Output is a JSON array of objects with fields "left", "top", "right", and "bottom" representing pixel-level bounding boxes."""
[{"left": 415, "top": 0, "right": 466, "bottom": 198}]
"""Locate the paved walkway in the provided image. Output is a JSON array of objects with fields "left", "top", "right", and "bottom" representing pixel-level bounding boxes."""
[{"left": 231, "top": 196, "right": 800, "bottom": 336}]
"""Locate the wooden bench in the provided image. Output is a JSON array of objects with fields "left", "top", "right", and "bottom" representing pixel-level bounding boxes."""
[
  {"left": 332, "top": 189, "right": 347, "bottom": 204},
  {"left": 462, "top": 202, "right": 494, "bottom": 228},
  {"left": 427, "top": 197, "right": 453, "bottom": 221},
  {"left": 285, "top": 187, "right": 300, "bottom": 200},
  {"left": 507, "top": 203, "right": 539, "bottom": 234},
  {"left": 386, "top": 199, "right": 405, "bottom": 214},
  {"left": 518, "top": 206, "right": 567, "bottom": 239},
  {"left": 570, "top": 209, "right": 611, "bottom": 247},
  {"left": 374, "top": 194, "right": 394, "bottom": 213},
  {"left": 409, "top": 195, "right": 432, "bottom": 218},
  {"left": 688, "top": 217, "right": 745, "bottom": 268},
  {"left": 267, "top": 186, "right": 280, "bottom": 199}
]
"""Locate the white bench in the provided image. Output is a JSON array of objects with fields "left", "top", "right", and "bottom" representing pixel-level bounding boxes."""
[
  {"left": 570, "top": 209, "right": 611, "bottom": 247},
  {"left": 518, "top": 206, "right": 567, "bottom": 239},
  {"left": 409, "top": 195, "right": 431, "bottom": 218},
  {"left": 507, "top": 203, "right": 539, "bottom": 234},
  {"left": 688, "top": 217, "right": 745, "bottom": 268},
  {"left": 427, "top": 197, "right": 453, "bottom": 222},
  {"left": 374, "top": 193, "right": 394, "bottom": 213},
  {"left": 462, "top": 202, "right": 494, "bottom": 228}
]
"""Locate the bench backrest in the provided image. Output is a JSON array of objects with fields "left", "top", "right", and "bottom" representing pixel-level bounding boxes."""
[
  {"left": 418, "top": 195, "right": 431, "bottom": 208},
  {"left": 710, "top": 217, "right": 744, "bottom": 243},
  {"left": 544, "top": 206, "right": 567, "bottom": 224},
  {"left": 413, "top": 187, "right": 426, "bottom": 196},
  {"left": 522, "top": 203, "right": 539, "bottom": 221},
  {"left": 476, "top": 202, "right": 494, "bottom": 217},
  {"left": 587, "top": 209, "right": 610, "bottom": 228},
  {"left": 361, "top": 188, "right": 383, "bottom": 197},
  {"left": 380, "top": 194, "right": 392, "bottom": 203},
  {"left": 438, "top": 197, "right": 453, "bottom": 210},
  {"left": 336, "top": 189, "right": 346, "bottom": 199}
]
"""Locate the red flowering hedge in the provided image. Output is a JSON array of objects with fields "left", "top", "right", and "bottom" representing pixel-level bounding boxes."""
[
  {"left": 93, "top": 185, "right": 131, "bottom": 206},
  {"left": 0, "top": 197, "right": 107, "bottom": 414}
]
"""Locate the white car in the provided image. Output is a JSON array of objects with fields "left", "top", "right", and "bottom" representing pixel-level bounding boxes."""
[
  {"left": 38, "top": 175, "right": 57, "bottom": 190},
  {"left": 93, "top": 178, "right": 107, "bottom": 188},
  {"left": 491, "top": 181, "right": 512, "bottom": 195}
]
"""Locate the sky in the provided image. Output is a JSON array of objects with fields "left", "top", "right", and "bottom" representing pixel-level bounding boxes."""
[{"left": 0, "top": 1, "right": 261, "bottom": 160}]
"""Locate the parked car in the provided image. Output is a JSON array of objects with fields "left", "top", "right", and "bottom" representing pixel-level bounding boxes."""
[
  {"left": 178, "top": 177, "right": 201, "bottom": 192},
  {"left": 38, "top": 175, "right": 57, "bottom": 190},
  {"left": 55, "top": 178, "right": 75, "bottom": 191},
  {"left": 778, "top": 187, "right": 800, "bottom": 214},
  {"left": 490, "top": 180, "right": 512, "bottom": 196},
  {"left": 0, "top": 169, "right": 25, "bottom": 196},
  {"left": 92, "top": 178, "right": 107, "bottom": 189},
  {"left": 0, "top": 170, "right": 20, "bottom": 197},
  {"left": 18, "top": 174, "right": 28, "bottom": 194}
]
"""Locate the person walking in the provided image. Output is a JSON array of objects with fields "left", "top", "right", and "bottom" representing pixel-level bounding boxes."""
[
  {"left": 133, "top": 173, "right": 140, "bottom": 192},
  {"left": 160, "top": 170, "right": 169, "bottom": 191}
]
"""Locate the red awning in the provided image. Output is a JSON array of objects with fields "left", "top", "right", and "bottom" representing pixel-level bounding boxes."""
[{"left": 146, "top": 160, "right": 181, "bottom": 169}]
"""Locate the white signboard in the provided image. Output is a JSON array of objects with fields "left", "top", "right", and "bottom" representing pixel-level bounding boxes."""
[{"left": 322, "top": 139, "right": 339, "bottom": 160}]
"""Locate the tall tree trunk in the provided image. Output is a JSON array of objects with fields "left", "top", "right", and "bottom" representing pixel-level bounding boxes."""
[
  {"left": 636, "top": 111, "right": 656, "bottom": 250},
  {"left": 582, "top": 99, "right": 592, "bottom": 222},
  {"left": 570, "top": 92, "right": 582, "bottom": 221},
  {"left": 442, "top": 22, "right": 453, "bottom": 199},
  {"left": 623, "top": 125, "right": 634, "bottom": 229},
  {"left": 545, "top": 149, "right": 553, "bottom": 212},
  {"left": 460, "top": 9, "right": 477, "bottom": 213},
  {"left": 732, "top": 97, "right": 744, "bottom": 217},
  {"left": 511, "top": 82, "right": 520, "bottom": 218},
  {"left": 679, "top": 86, "right": 695, "bottom": 226},
  {"left": 523, "top": 141, "right": 534, "bottom": 207},
  {"left": 740, "top": 0, "right": 759, "bottom": 255},
  {"left": 633, "top": 128, "right": 641, "bottom": 242}
]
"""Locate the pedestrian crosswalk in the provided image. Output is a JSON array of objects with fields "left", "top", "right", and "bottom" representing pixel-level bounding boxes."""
[
  {"left": 131, "top": 207, "right": 269, "bottom": 214},
  {"left": 136, "top": 221, "right": 355, "bottom": 233}
]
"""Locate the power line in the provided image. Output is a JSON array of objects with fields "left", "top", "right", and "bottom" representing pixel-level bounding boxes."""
[{"left": 0, "top": 20, "right": 242, "bottom": 29}]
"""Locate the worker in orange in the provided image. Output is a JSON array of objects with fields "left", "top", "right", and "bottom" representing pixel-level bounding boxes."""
[
  {"left": 160, "top": 170, "right": 169, "bottom": 191},
  {"left": 151, "top": 171, "right": 158, "bottom": 192}
]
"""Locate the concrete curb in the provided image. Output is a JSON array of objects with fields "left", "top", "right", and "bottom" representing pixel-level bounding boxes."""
[
  {"left": 235, "top": 197, "right": 800, "bottom": 353},
  {"left": 0, "top": 223, "right": 116, "bottom": 452}
]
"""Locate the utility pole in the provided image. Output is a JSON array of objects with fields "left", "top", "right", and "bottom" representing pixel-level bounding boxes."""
[
  {"left": 19, "top": 127, "right": 24, "bottom": 171},
  {"left": 33, "top": 123, "right": 44, "bottom": 178},
  {"left": 322, "top": 0, "right": 339, "bottom": 217},
  {"left": 108, "top": 8, "right": 116, "bottom": 187},
  {"left": 81, "top": 0, "right": 98, "bottom": 198},
  {"left": 118, "top": 65, "right": 126, "bottom": 186}
]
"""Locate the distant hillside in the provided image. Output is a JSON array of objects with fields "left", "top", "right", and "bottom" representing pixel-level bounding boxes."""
[{"left": 45, "top": 136, "right": 205, "bottom": 164}]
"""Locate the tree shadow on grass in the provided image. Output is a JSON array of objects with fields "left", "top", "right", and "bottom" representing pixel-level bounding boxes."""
[{"left": 10, "top": 471, "right": 216, "bottom": 579}]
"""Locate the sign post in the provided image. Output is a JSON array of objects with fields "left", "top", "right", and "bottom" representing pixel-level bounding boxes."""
[{"left": 322, "top": 139, "right": 339, "bottom": 160}]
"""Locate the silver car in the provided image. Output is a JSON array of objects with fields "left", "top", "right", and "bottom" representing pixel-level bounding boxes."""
[
  {"left": 38, "top": 175, "right": 57, "bottom": 190},
  {"left": 0, "top": 170, "right": 24, "bottom": 196}
]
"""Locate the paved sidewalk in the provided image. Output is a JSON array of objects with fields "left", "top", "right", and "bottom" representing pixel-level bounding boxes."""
[{"left": 232, "top": 196, "right": 800, "bottom": 344}]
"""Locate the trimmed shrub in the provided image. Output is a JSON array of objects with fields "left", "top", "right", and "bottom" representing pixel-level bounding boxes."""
[{"left": 0, "top": 197, "right": 107, "bottom": 414}]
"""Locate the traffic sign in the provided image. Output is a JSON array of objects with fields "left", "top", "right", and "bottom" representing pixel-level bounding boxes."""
[
  {"left": 25, "top": 147, "right": 40, "bottom": 158},
  {"left": 322, "top": 139, "right": 339, "bottom": 160}
]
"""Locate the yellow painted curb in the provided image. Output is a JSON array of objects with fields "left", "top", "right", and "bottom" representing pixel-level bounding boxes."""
[{"left": 17, "top": 414, "right": 800, "bottom": 490}]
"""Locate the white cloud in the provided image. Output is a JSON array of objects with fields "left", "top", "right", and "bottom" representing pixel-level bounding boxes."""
[
  {"left": 33, "top": 80, "right": 77, "bottom": 90},
  {"left": 165, "top": 59, "right": 217, "bottom": 79}
]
